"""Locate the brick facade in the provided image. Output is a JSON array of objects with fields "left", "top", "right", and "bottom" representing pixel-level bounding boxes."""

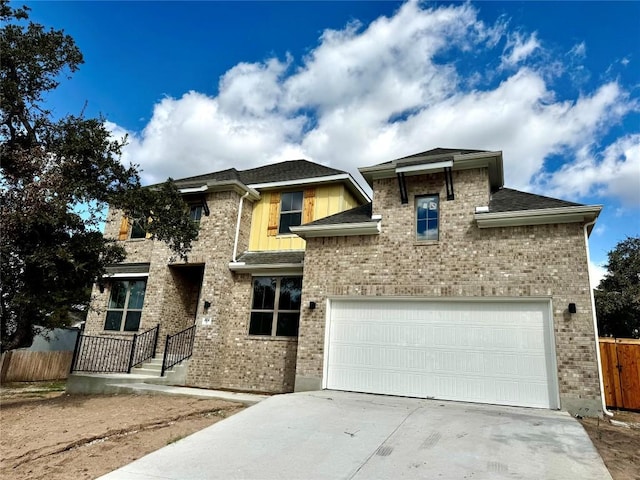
[
  {"left": 295, "top": 168, "right": 602, "bottom": 415},
  {"left": 83, "top": 158, "right": 602, "bottom": 413}
]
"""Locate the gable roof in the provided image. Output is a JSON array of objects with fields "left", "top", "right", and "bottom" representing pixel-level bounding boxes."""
[
  {"left": 289, "top": 203, "right": 381, "bottom": 238},
  {"left": 170, "top": 160, "right": 345, "bottom": 189},
  {"left": 161, "top": 159, "right": 370, "bottom": 203},
  {"left": 376, "top": 148, "right": 488, "bottom": 166},
  {"left": 476, "top": 187, "right": 601, "bottom": 230},
  {"left": 302, "top": 203, "right": 374, "bottom": 226},
  {"left": 229, "top": 250, "right": 305, "bottom": 274},
  {"left": 488, "top": 188, "right": 583, "bottom": 213},
  {"left": 359, "top": 148, "right": 504, "bottom": 190}
]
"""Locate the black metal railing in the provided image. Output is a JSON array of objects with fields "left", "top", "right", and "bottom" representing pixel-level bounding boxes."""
[
  {"left": 70, "top": 324, "right": 160, "bottom": 374},
  {"left": 129, "top": 324, "right": 160, "bottom": 370},
  {"left": 161, "top": 324, "right": 196, "bottom": 376}
]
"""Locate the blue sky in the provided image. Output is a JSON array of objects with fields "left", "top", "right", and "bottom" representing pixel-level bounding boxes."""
[{"left": 25, "top": 1, "right": 640, "bottom": 286}]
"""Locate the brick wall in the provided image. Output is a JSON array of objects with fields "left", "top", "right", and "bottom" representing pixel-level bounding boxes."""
[
  {"left": 296, "top": 168, "right": 602, "bottom": 414},
  {"left": 87, "top": 190, "right": 299, "bottom": 393}
]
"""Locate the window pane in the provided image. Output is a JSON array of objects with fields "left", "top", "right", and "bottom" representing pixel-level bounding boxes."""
[
  {"left": 249, "top": 312, "right": 273, "bottom": 335},
  {"left": 127, "top": 280, "right": 147, "bottom": 309},
  {"left": 279, "top": 212, "right": 302, "bottom": 234},
  {"left": 416, "top": 195, "right": 439, "bottom": 241},
  {"left": 108, "top": 281, "right": 127, "bottom": 309},
  {"left": 279, "top": 277, "right": 302, "bottom": 310},
  {"left": 281, "top": 191, "right": 302, "bottom": 212},
  {"left": 252, "top": 278, "right": 276, "bottom": 310},
  {"left": 130, "top": 216, "right": 146, "bottom": 238},
  {"left": 190, "top": 205, "right": 202, "bottom": 222},
  {"left": 124, "top": 311, "right": 141, "bottom": 331},
  {"left": 104, "top": 311, "right": 123, "bottom": 330},
  {"left": 276, "top": 312, "right": 300, "bottom": 337}
]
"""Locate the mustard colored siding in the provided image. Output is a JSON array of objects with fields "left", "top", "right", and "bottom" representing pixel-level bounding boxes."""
[{"left": 249, "top": 184, "right": 354, "bottom": 251}]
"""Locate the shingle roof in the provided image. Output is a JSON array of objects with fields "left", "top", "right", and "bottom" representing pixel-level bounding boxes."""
[
  {"left": 376, "top": 148, "right": 488, "bottom": 166},
  {"left": 169, "top": 160, "right": 346, "bottom": 189},
  {"left": 302, "top": 203, "right": 374, "bottom": 226},
  {"left": 234, "top": 250, "right": 305, "bottom": 265},
  {"left": 238, "top": 160, "right": 344, "bottom": 184},
  {"left": 488, "top": 188, "right": 583, "bottom": 213}
]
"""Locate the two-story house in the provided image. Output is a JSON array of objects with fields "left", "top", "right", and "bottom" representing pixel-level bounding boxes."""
[
  {"left": 83, "top": 160, "right": 370, "bottom": 393},
  {"left": 81, "top": 148, "right": 604, "bottom": 416}
]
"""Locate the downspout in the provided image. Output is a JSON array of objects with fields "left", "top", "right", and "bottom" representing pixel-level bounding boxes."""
[
  {"left": 232, "top": 192, "right": 250, "bottom": 262},
  {"left": 584, "top": 218, "right": 613, "bottom": 417}
]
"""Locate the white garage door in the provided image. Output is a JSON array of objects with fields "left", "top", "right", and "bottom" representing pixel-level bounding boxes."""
[{"left": 325, "top": 299, "right": 559, "bottom": 409}]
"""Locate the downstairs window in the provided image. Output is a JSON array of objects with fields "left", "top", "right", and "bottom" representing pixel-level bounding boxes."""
[
  {"left": 104, "top": 279, "right": 147, "bottom": 331},
  {"left": 249, "top": 276, "right": 302, "bottom": 337}
]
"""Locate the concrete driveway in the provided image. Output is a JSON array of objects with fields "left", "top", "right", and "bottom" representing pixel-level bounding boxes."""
[{"left": 99, "top": 391, "right": 611, "bottom": 480}]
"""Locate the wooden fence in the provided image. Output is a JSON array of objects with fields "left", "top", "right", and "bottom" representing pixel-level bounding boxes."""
[
  {"left": 0, "top": 350, "right": 74, "bottom": 383},
  {"left": 599, "top": 338, "right": 640, "bottom": 410}
]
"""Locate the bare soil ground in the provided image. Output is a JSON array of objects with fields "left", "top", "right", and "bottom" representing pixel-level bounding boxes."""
[
  {"left": 579, "top": 410, "right": 640, "bottom": 480},
  {"left": 0, "top": 382, "right": 244, "bottom": 480}
]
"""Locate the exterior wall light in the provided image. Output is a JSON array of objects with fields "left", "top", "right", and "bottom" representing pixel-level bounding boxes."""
[{"left": 568, "top": 303, "right": 577, "bottom": 314}]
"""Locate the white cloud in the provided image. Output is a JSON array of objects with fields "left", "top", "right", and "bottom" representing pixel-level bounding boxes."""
[
  {"left": 106, "top": 0, "right": 638, "bottom": 210},
  {"left": 500, "top": 32, "right": 540, "bottom": 69},
  {"left": 589, "top": 260, "right": 607, "bottom": 290},
  {"left": 568, "top": 42, "right": 586, "bottom": 59},
  {"left": 542, "top": 134, "right": 640, "bottom": 206}
]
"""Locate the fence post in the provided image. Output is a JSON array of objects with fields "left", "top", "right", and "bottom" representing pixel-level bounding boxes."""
[
  {"left": 127, "top": 334, "right": 138, "bottom": 373},
  {"left": 161, "top": 334, "right": 170, "bottom": 377},
  {"left": 69, "top": 330, "right": 83, "bottom": 374},
  {"left": 152, "top": 324, "right": 160, "bottom": 359}
]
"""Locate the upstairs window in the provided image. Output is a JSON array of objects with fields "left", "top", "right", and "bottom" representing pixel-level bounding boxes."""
[
  {"left": 249, "top": 276, "right": 302, "bottom": 337},
  {"left": 278, "top": 191, "right": 303, "bottom": 234},
  {"left": 130, "top": 213, "right": 147, "bottom": 239},
  {"left": 189, "top": 204, "right": 203, "bottom": 224},
  {"left": 416, "top": 195, "right": 439, "bottom": 241},
  {"left": 104, "top": 279, "right": 147, "bottom": 331}
]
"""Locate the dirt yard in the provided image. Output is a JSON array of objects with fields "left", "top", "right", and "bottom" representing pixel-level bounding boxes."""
[
  {"left": 1, "top": 382, "right": 639, "bottom": 480},
  {"left": 0, "top": 382, "right": 245, "bottom": 480},
  {"left": 579, "top": 410, "right": 640, "bottom": 480}
]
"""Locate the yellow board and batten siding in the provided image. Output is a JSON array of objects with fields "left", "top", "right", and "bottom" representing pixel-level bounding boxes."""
[{"left": 249, "top": 184, "right": 358, "bottom": 251}]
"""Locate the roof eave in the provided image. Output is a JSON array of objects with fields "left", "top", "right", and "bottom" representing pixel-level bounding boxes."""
[
  {"left": 290, "top": 220, "right": 381, "bottom": 238},
  {"left": 228, "top": 262, "right": 304, "bottom": 275},
  {"left": 248, "top": 173, "right": 370, "bottom": 204},
  {"left": 358, "top": 151, "right": 504, "bottom": 189},
  {"left": 475, "top": 205, "right": 602, "bottom": 229}
]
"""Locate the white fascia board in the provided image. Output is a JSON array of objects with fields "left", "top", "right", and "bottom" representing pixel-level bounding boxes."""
[
  {"left": 395, "top": 160, "right": 453, "bottom": 174},
  {"left": 290, "top": 220, "right": 381, "bottom": 238},
  {"left": 228, "top": 262, "right": 303, "bottom": 274},
  {"left": 179, "top": 185, "right": 208, "bottom": 194},
  {"left": 205, "top": 180, "right": 260, "bottom": 200},
  {"left": 248, "top": 174, "right": 371, "bottom": 203},
  {"left": 453, "top": 151, "right": 503, "bottom": 162},
  {"left": 103, "top": 272, "right": 149, "bottom": 278},
  {"left": 475, "top": 205, "right": 602, "bottom": 228}
]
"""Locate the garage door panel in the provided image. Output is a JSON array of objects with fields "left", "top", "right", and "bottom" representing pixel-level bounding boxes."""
[{"left": 326, "top": 299, "right": 558, "bottom": 409}]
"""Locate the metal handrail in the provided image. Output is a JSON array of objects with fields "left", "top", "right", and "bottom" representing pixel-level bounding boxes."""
[
  {"left": 161, "top": 324, "right": 196, "bottom": 376},
  {"left": 129, "top": 324, "right": 160, "bottom": 370},
  {"left": 70, "top": 324, "right": 160, "bottom": 374},
  {"left": 70, "top": 334, "right": 133, "bottom": 373}
]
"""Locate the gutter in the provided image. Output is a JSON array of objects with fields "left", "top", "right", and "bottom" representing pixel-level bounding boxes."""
[
  {"left": 290, "top": 219, "right": 381, "bottom": 238},
  {"left": 584, "top": 218, "right": 613, "bottom": 417},
  {"left": 232, "top": 192, "right": 251, "bottom": 262},
  {"left": 475, "top": 205, "right": 602, "bottom": 229}
]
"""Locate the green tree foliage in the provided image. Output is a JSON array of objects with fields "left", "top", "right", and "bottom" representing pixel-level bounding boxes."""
[
  {"left": 595, "top": 236, "right": 640, "bottom": 338},
  {"left": 0, "top": 1, "right": 198, "bottom": 351}
]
